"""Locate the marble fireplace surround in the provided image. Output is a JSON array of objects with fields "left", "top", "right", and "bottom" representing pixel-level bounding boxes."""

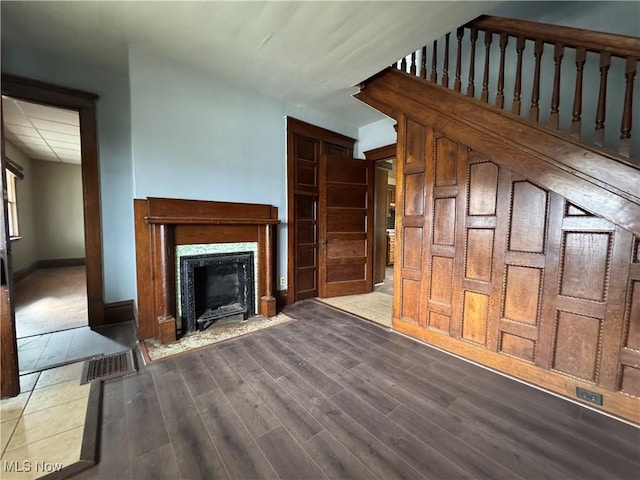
[{"left": 134, "top": 197, "right": 279, "bottom": 344}]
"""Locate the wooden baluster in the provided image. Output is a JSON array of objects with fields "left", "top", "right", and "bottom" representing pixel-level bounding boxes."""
[
  {"left": 594, "top": 52, "right": 611, "bottom": 147},
  {"left": 430, "top": 40, "right": 438, "bottom": 83},
  {"left": 467, "top": 27, "right": 478, "bottom": 97},
  {"left": 410, "top": 51, "right": 417, "bottom": 76},
  {"left": 549, "top": 43, "right": 564, "bottom": 130},
  {"left": 512, "top": 36, "right": 525, "bottom": 115},
  {"left": 420, "top": 46, "right": 427, "bottom": 79},
  {"left": 400, "top": 55, "right": 407, "bottom": 73},
  {"left": 454, "top": 27, "right": 464, "bottom": 92},
  {"left": 496, "top": 33, "right": 508, "bottom": 109},
  {"left": 619, "top": 56, "right": 637, "bottom": 157},
  {"left": 570, "top": 47, "right": 587, "bottom": 137},
  {"left": 481, "top": 30, "right": 493, "bottom": 103},
  {"left": 442, "top": 33, "right": 450, "bottom": 88},
  {"left": 528, "top": 39, "right": 544, "bottom": 123}
]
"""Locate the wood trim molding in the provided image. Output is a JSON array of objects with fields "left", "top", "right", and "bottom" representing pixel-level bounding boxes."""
[
  {"left": 2, "top": 74, "right": 105, "bottom": 326},
  {"left": 104, "top": 300, "right": 136, "bottom": 325},
  {"left": 286, "top": 116, "right": 356, "bottom": 147},
  {"left": 356, "top": 69, "right": 640, "bottom": 236},
  {"left": 364, "top": 143, "right": 397, "bottom": 162}
]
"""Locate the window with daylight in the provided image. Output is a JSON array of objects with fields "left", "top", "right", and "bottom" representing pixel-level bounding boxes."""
[{"left": 6, "top": 169, "right": 19, "bottom": 238}]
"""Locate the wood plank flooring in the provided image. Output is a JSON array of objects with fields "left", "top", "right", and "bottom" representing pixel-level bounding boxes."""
[{"left": 73, "top": 300, "right": 639, "bottom": 480}]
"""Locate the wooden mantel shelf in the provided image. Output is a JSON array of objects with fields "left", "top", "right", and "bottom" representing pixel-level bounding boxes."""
[{"left": 145, "top": 216, "right": 280, "bottom": 225}]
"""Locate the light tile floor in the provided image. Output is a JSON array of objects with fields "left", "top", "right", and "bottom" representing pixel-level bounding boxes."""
[
  {"left": 18, "top": 322, "right": 136, "bottom": 374},
  {"left": 318, "top": 267, "right": 394, "bottom": 327},
  {"left": 0, "top": 362, "right": 90, "bottom": 480}
]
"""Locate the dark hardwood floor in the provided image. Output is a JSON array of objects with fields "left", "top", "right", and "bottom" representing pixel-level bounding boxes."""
[{"left": 74, "top": 300, "right": 639, "bottom": 480}]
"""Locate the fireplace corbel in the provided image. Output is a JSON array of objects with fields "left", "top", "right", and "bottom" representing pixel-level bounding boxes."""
[{"left": 134, "top": 198, "right": 280, "bottom": 343}]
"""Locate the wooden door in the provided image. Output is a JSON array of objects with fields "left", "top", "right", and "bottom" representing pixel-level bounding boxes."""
[
  {"left": 0, "top": 100, "right": 20, "bottom": 398},
  {"left": 318, "top": 156, "right": 374, "bottom": 297}
]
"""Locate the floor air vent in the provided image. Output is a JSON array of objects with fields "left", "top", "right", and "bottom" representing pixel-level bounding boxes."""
[{"left": 81, "top": 350, "right": 137, "bottom": 384}]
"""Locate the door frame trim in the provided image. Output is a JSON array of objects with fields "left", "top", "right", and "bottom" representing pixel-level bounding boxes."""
[
  {"left": 286, "top": 117, "right": 355, "bottom": 305},
  {"left": 1, "top": 74, "right": 105, "bottom": 327}
]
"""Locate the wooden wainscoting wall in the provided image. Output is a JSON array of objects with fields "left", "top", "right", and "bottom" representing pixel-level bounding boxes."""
[
  {"left": 286, "top": 118, "right": 355, "bottom": 304},
  {"left": 356, "top": 67, "right": 640, "bottom": 423},
  {"left": 134, "top": 198, "right": 279, "bottom": 342},
  {"left": 389, "top": 115, "right": 639, "bottom": 422}
]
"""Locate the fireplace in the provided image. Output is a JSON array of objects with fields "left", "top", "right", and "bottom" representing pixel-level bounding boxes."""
[
  {"left": 179, "top": 251, "right": 255, "bottom": 334},
  {"left": 134, "top": 197, "right": 279, "bottom": 344}
]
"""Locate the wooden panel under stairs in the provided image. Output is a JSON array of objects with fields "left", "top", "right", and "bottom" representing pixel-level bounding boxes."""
[{"left": 356, "top": 69, "right": 640, "bottom": 423}]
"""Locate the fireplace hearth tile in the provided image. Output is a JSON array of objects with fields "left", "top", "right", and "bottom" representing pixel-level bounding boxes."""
[{"left": 140, "top": 313, "right": 294, "bottom": 363}]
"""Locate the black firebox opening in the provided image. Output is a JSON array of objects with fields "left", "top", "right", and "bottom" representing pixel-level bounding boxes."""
[{"left": 179, "top": 252, "right": 255, "bottom": 334}]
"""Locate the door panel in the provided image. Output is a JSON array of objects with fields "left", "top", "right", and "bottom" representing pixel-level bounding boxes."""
[
  {"left": 318, "top": 156, "right": 374, "bottom": 297},
  {"left": 0, "top": 99, "right": 20, "bottom": 397}
]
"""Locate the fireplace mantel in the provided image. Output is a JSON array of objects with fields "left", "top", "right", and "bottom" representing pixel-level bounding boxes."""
[{"left": 134, "top": 197, "right": 279, "bottom": 343}]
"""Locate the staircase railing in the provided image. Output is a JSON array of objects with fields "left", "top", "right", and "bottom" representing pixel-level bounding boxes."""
[{"left": 394, "top": 15, "right": 640, "bottom": 160}]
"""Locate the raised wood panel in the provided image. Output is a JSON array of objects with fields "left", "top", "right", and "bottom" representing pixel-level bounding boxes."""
[
  {"left": 625, "top": 281, "right": 640, "bottom": 350},
  {"left": 296, "top": 162, "right": 316, "bottom": 188},
  {"left": 327, "top": 185, "right": 367, "bottom": 209},
  {"left": 297, "top": 246, "right": 316, "bottom": 268},
  {"left": 297, "top": 222, "right": 315, "bottom": 244},
  {"left": 468, "top": 162, "right": 499, "bottom": 216},
  {"left": 500, "top": 333, "right": 536, "bottom": 362},
  {"left": 552, "top": 311, "right": 602, "bottom": 382},
  {"left": 462, "top": 291, "right": 489, "bottom": 345},
  {"left": 560, "top": 232, "right": 611, "bottom": 302},
  {"left": 401, "top": 279, "right": 421, "bottom": 322},
  {"left": 404, "top": 173, "right": 425, "bottom": 216},
  {"left": 429, "top": 312, "right": 451, "bottom": 332},
  {"left": 405, "top": 118, "right": 425, "bottom": 164},
  {"left": 503, "top": 266, "right": 541, "bottom": 325},
  {"left": 297, "top": 269, "right": 316, "bottom": 293},
  {"left": 430, "top": 256, "right": 453, "bottom": 304},
  {"left": 433, "top": 198, "right": 456, "bottom": 245},
  {"left": 327, "top": 214, "right": 365, "bottom": 233},
  {"left": 296, "top": 196, "right": 316, "bottom": 220},
  {"left": 327, "top": 240, "right": 365, "bottom": 258},
  {"left": 566, "top": 203, "right": 592, "bottom": 217},
  {"left": 327, "top": 264, "right": 364, "bottom": 283},
  {"left": 510, "top": 182, "right": 548, "bottom": 253},
  {"left": 297, "top": 137, "right": 316, "bottom": 161},
  {"left": 465, "top": 229, "right": 494, "bottom": 282},
  {"left": 434, "top": 137, "right": 457, "bottom": 186},
  {"left": 402, "top": 227, "right": 423, "bottom": 270},
  {"left": 375, "top": 96, "right": 640, "bottom": 421},
  {"left": 621, "top": 366, "right": 640, "bottom": 397},
  {"left": 327, "top": 161, "right": 368, "bottom": 184}
]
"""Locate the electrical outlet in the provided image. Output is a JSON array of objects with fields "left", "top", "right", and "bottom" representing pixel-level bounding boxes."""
[
  {"left": 576, "top": 387, "right": 603, "bottom": 405},
  {"left": 280, "top": 277, "right": 286, "bottom": 287}
]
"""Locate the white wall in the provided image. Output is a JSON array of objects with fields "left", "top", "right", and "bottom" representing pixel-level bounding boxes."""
[
  {"left": 129, "top": 46, "right": 291, "bottom": 284},
  {"left": 356, "top": 117, "right": 397, "bottom": 158},
  {"left": 31, "top": 160, "right": 84, "bottom": 260},
  {"left": 1, "top": 42, "right": 135, "bottom": 303},
  {"left": 4, "top": 141, "right": 37, "bottom": 273}
]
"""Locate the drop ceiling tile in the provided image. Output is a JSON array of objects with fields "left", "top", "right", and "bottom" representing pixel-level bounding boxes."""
[
  {"left": 45, "top": 138, "right": 81, "bottom": 149},
  {"left": 2, "top": 98, "right": 23, "bottom": 116},
  {"left": 30, "top": 118, "right": 80, "bottom": 135},
  {"left": 31, "top": 151, "right": 60, "bottom": 162},
  {"left": 52, "top": 146, "right": 81, "bottom": 154},
  {"left": 17, "top": 101, "right": 79, "bottom": 125},
  {"left": 17, "top": 136, "right": 49, "bottom": 148},
  {"left": 3, "top": 112, "right": 32, "bottom": 127},
  {"left": 39, "top": 130, "right": 80, "bottom": 144},
  {"left": 4, "top": 124, "right": 39, "bottom": 138}
]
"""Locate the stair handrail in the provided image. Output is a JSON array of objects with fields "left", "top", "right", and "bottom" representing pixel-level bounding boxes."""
[{"left": 392, "top": 14, "right": 640, "bottom": 160}]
